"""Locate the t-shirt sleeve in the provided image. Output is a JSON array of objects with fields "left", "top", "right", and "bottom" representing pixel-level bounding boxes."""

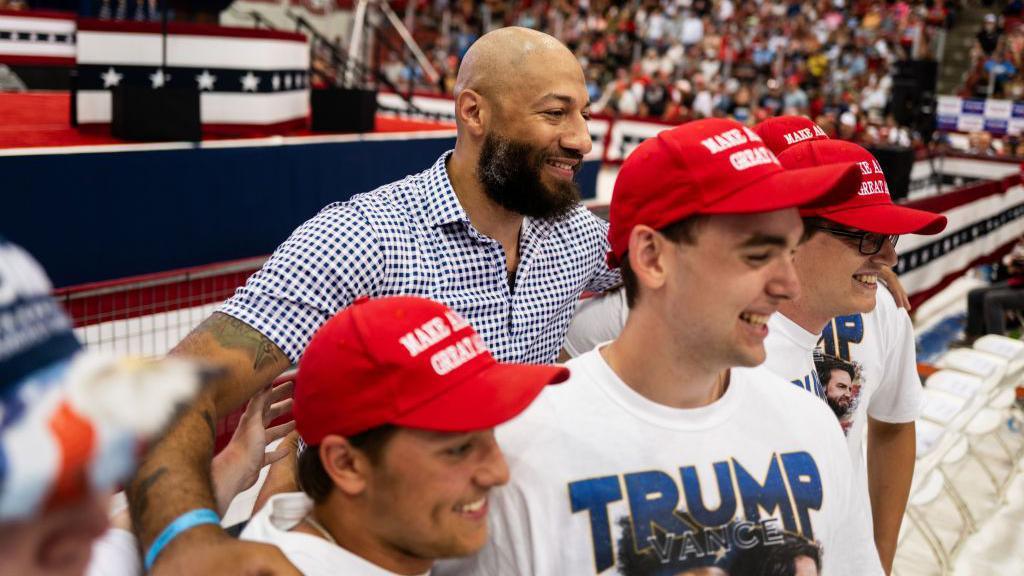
[
  {"left": 867, "top": 305, "right": 924, "bottom": 423},
  {"left": 217, "top": 204, "right": 385, "bottom": 363},
  {"left": 563, "top": 289, "right": 627, "bottom": 358}
]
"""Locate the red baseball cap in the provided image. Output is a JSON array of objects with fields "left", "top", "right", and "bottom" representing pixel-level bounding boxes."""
[
  {"left": 778, "top": 140, "right": 948, "bottom": 235},
  {"left": 607, "top": 118, "right": 861, "bottom": 267},
  {"left": 294, "top": 296, "right": 567, "bottom": 444},
  {"left": 754, "top": 115, "right": 829, "bottom": 155}
]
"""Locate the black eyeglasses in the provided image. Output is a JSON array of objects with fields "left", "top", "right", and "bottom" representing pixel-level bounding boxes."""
[{"left": 812, "top": 226, "right": 899, "bottom": 256}]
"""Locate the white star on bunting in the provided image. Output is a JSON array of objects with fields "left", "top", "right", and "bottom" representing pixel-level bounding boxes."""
[
  {"left": 272, "top": 74, "right": 281, "bottom": 91},
  {"left": 240, "top": 71, "right": 260, "bottom": 92},
  {"left": 101, "top": 66, "right": 123, "bottom": 88},
  {"left": 149, "top": 69, "right": 169, "bottom": 89},
  {"left": 195, "top": 70, "right": 217, "bottom": 91}
]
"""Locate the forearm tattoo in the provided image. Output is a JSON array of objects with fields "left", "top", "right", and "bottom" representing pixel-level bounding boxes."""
[{"left": 184, "top": 313, "right": 286, "bottom": 372}]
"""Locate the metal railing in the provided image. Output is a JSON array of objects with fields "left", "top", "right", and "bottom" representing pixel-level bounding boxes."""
[{"left": 53, "top": 256, "right": 267, "bottom": 357}]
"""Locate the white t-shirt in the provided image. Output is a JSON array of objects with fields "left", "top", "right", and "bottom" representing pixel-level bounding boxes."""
[
  {"left": 563, "top": 292, "right": 630, "bottom": 358},
  {"left": 818, "top": 288, "right": 924, "bottom": 428},
  {"left": 241, "top": 492, "right": 429, "bottom": 576},
  {"left": 764, "top": 289, "right": 924, "bottom": 535},
  {"left": 565, "top": 288, "right": 923, "bottom": 472},
  {"left": 436, "top": 349, "right": 877, "bottom": 576}
]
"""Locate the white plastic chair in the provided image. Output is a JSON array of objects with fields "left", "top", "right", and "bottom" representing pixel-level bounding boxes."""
[
  {"left": 939, "top": 421, "right": 1022, "bottom": 534},
  {"left": 937, "top": 348, "right": 1008, "bottom": 387},
  {"left": 920, "top": 388, "right": 971, "bottom": 428},
  {"left": 973, "top": 335, "right": 1024, "bottom": 374},
  {"left": 917, "top": 419, "right": 947, "bottom": 460},
  {"left": 926, "top": 370, "right": 989, "bottom": 400},
  {"left": 895, "top": 468, "right": 973, "bottom": 576}
]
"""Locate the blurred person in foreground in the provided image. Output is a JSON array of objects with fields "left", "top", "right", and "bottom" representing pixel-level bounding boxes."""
[
  {"left": 127, "top": 25, "right": 620, "bottom": 575},
  {"left": 0, "top": 236, "right": 296, "bottom": 576},
  {"left": 240, "top": 296, "right": 565, "bottom": 575},
  {"left": 0, "top": 236, "right": 203, "bottom": 576}
]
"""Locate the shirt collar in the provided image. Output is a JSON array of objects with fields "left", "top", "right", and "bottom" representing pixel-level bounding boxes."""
[
  {"left": 424, "top": 150, "right": 470, "bottom": 229},
  {"left": 769, "top": 312, "right": 822, "bottom": 351},
  {"left": 422, "top": 150, "right": 564, "bottom": 244}
]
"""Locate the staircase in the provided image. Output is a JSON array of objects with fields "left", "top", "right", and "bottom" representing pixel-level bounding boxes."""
[{"left": 937, "top": 2, "right": 1006, "bottom": 95}]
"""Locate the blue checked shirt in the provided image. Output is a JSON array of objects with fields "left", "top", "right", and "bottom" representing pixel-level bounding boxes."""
[{"left": 218, "top": 152, "right": 621, "bottom": 364}]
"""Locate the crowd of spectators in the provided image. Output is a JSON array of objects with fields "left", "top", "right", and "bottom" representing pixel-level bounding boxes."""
[
  {"left": 7, "top": 0, "right": 1022, "bottom": 157},
  {"left": 387, "top": 0, "right": 957, "bottom": 148},
  {"left": 962, "top": 5, "right": 1023, "bottom": 101},
  {"left": 953, "top": 4, "right": 1024, "bottom": 157}
]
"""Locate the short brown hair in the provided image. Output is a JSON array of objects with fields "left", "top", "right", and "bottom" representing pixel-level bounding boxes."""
[
  {"left": 620, "top": 216, "right": 706, "bottom": 308},
  {"left": 800, "top": 216, "right": 828, "bottom": 242},
  {"left": 297, "top": 425, "right": 399, "bottom": 503}
]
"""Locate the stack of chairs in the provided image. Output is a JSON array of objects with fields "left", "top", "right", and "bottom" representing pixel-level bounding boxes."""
[{"left": 893, "top": 336, "right": 1024, "bottom": 575}]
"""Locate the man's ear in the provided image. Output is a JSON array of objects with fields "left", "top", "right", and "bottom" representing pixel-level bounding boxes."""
[
  {"left": 319, "top": 435, "right": 371, "bottom": 496},
  {"left": 627, "top": 225, "right": 671, "bottom": 294},
  {"left": 455, "top": 89, "right": 489, "bottom": 138}
]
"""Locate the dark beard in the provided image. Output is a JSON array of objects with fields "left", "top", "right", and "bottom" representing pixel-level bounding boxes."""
[
  {"left": 826, "top": 397, "right": 849, "bottom": 419},
  {"left": 477, "top": 132, "right": 582, "bottom": 220}
]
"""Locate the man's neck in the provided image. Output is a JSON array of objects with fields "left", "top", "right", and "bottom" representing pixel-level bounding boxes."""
[
  {"left": 778, "top": 300, "right": 832, "bottom": 336},
  {"left": 447, "top": 146, "right": 524, "bottom": 245},
  {"left": 601, "top": 307, "right": 729, "bottom": 409},
  {"left": 308, "top": 501, "right": 432, "bottom": 576}
]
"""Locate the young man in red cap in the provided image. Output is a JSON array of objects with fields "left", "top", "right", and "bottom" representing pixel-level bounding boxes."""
[
  {"left": 241, "top": 295, "right": 567, "bottom": 575},
  {"left": 438, "top": 118, "right": 879, "bottom": 575},
  {"left": 761, "top": 135, "right": 946, "bottom": 573},
  {"left": 564, "top": 116, "right": 946, "bottom": 573},
  {"left": 753, "top": 115, "right": 912, "bottom": 307}
]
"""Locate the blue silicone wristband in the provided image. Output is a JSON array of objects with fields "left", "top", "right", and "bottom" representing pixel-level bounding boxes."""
[{"left": 144, "top": 508, "right": 220, "bottom": 571}]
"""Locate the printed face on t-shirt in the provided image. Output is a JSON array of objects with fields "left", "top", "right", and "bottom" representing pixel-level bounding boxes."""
[
  {"left": 358, "top": 428, "right": 509, "bottom": 562},
  {"left": 825, "top": 369, "right": 853, "bottom": 412},
  {"left": 813, "top": 350, "right": 864, "bottom": 434}
]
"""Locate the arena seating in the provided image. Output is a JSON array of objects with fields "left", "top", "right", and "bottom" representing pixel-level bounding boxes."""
[{"left": 893, "top": 335, "right": 1024, "bottom": 575}]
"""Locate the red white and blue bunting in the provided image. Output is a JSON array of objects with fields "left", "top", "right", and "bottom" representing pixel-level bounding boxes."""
[{"left": 75, "top": 20, "right": 309, "bottom": 128}]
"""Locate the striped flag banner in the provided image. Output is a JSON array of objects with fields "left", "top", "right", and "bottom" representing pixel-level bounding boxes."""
[
  {"left": 0, "top": 9, "right": 76, "bottom": 67},
  {"left": 75, "top": 19, "right": 310, "bottom": 131}
]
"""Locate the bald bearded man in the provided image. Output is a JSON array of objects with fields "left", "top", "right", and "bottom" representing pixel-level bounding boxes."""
[{"left": 128, "top": 27, "right": 619, "bottom": 575}]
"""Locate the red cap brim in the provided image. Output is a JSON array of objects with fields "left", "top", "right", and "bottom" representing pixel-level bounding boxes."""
[
  {"left": 804, "top": 203, "right": 948, "bottom": 235},
  {"left": 699, "top": 162, "right": 861, "bottom": 215},
  {"left": 392, "top": 362, "right": 568, "bottom": 432}
]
